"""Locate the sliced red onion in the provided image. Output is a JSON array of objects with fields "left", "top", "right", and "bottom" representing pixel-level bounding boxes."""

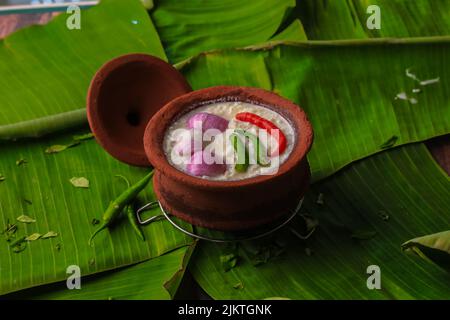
[
  {"left": 187, "top": 112, "right": 229, "bottom": 132},
  {"left": 173, "top": 130, "right": 202, "bottom": 156},
  {"left": 187, "top": 151, "right": 226, "bottom": 177}
]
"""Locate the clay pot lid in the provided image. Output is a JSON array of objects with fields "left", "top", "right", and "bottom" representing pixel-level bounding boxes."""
[{"left": 87, "top": 54, "right": 192, "bottom": 166}]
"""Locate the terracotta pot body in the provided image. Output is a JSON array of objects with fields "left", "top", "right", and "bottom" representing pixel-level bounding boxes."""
[{"left": 144, "top": 86, "right": 313, "bottom": 231}]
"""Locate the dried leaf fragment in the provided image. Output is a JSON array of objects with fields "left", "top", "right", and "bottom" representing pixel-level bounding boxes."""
[
  {"left": 233, "top": 282, "right": 244, "bottom": 290},
  {"left": 1, "top": 220, "right": 18, "bottom": 242},
  {"left": 405, "top": 68, "right": 420, "bottom": 82},
  {"left": 73, "top": 132, "right": 94, "bottom": 141},
  {"left": 16, "top": 159, "right": 27, "bottom": 166},
  {"left": 420, "top": 77, "right": 440, "bottom": 86},
  {"left": 378, "top": 210, "right": 390, "bottom": 221},
  {"left": 25, "top": 233, "right": 42, "bottom": 241},
  {"left": 10, "top": 236, "right": 27, "bottom": 253},
  {"left": 41, "top": 231, "right": 58, "bottom": 239},
  {"left": 45, "top": 141, "right": 80, "bottom": 154},
  {"left": 17, "top": 215, "right": 36, "bottom": 224},
  {"left": 70, "top": 177, "right": 90, "bottom": 188},
  {"left": 220, "top": 253, "right": 238, "bottom": 272}
]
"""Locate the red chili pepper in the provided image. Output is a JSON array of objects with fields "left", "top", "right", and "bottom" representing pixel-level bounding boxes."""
[{"left": 235, "top": 112, "right": 287, "bottom": 156}]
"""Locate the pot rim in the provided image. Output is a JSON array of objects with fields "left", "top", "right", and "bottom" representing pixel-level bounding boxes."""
[{"left": 144, "top": 86, "right": 314, "bottom": 190}]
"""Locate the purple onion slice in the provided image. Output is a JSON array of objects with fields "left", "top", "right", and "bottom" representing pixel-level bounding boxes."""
[
  {"left": 187, "top": 112, "right": 228, "bottom": 132},
  {"left": 187, "top": 150, "right": 226, "bottom": 177}
]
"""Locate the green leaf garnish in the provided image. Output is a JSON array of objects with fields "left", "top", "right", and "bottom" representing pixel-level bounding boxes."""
[
  {"left": 69, "top": 177, "right": 90, "bottom": 188},
  {"left": 16, "top": 215, "right": 36, "bottom": 224}
]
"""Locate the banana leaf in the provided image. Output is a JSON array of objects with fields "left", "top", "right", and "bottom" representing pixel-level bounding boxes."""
[
  {"left": 179, "top": 39, "right": 450, "bottom": 181},
  {"left": 297, "top": 0, "right": 450, "bottom": 40},
  {"left": 0, "top": 0, "right": 194, "bottom": 298},
  {"left": 402, "top": 231, "right": 450, "bottom": 272},
  {"left": 151, "top": 0, "right": 304, "bottom": 63},
  {"left": 191, "top": 143, "right": 450, "bottom": 299},
  {"left": 187, "top": 0, "right": 450, "bottom": 300},
  {"left": 0, "top": 0, "right": 305, "bottom": 298},
  {"left": 1, "top": 0, "right": 449, "bottom": 300},
  {"left": 3, "top": 244, "right": 195, "bottom": 300},
  {"left": 0, "top": 129, "right": 193, "bottom": 295},
  {"left": 0, "top": 0, "right": 165, "bottom": 134}
]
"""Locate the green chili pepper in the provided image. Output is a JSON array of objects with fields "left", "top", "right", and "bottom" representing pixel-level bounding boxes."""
[
  {"left": 230, "top": 133, "right": 249, "bottom": 173},
  {"left": 116, "top": 175, "right": 145, "bottom": 241},
  {"left": 234, "top": 129, "right": 270, "bottom": 167},
  {"left": 126, "top": 204, "right": 145, "bottom": 241},
  {"left": 88, "top": 171, "right": 154, "bottom": 246}
]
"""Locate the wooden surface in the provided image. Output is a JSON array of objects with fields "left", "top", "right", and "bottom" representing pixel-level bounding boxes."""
[
  {"left": 0, "top": 12, "right": 57, "bottom": 38},
  {"left": 0, "top": 13, "right": 448, "bottom": 175}
]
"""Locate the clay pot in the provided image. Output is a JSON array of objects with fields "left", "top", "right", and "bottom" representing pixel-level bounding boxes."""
[
  {"left": 87, "top": 54, "right": 191, "bottom": 166},
  {"left": 144, "top": 86, "right": 313, "bottom": 231}
]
